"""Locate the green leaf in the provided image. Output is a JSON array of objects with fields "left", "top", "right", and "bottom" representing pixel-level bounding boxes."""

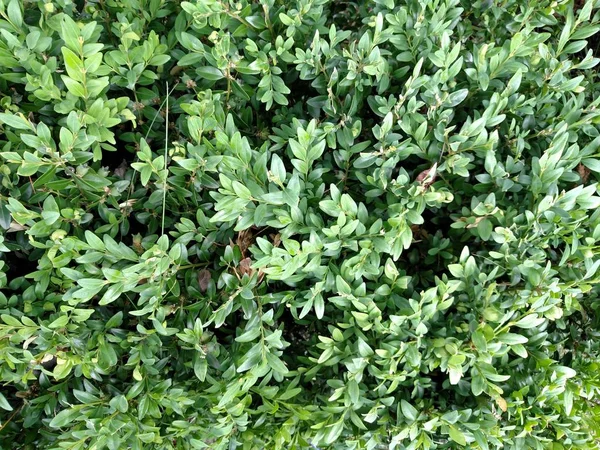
[
  {"left": 196, "top": 66, "right": 224, "bottom": 81},
  {"left": 98, "top": 343, "right": 118, "bottom": 369},
  {"left": 314, "top": 294, "right": 325, "bottom": 319},
  {"left": 583, "top": 158, "right": 600, "bottom": 172},
  {"left": 0, "top": 112, "right": 34, "bottom": 131},
  {"left": 61, "top": 75, "right": 86, "bottom": 98},
  {"left": 324, "top": 421, "right": 344, "bottom": 445},
  {"left": 0, "top": 201, "right": 11, "bottom": 230},
  {"left": 7, "top": 0, "right": 23, "bottom": 29},
  {"left": 149, "top": 54, "right": 171, "bottom": 66},
  {"left": 110, "top": 395, "right": 129, "bottom": 413},
  {"left": 335, "top": 275, "right": 352, "bottom": 295},
  {"left": 471, "top": 370, "right": 486, "bottom": 396},
  {"left": 0, "top": 392, "right": 13, "bottom": 411},
  {"left": 60, "top": 15, "right": 82, "bottom": 53},
  {"left": 62, "top": 47, "right": 84, "bottom": 82},
  {"left": 77, "top": 278, "right": 107, "bottom": 290},
  {"left": 194, "top": 357, "right": 208, "bottom": 381},
  {"left": 477, "top": 218, "right": 493, "bottom": 240},
  {"left": 85, "top": 230, "right": 106, "bottom": 251},
  {"left": 498, "top": 333, "right": 528, "bottom": 345},
  {"left": 99, "top": 282, "right": 124, "bottom": 305},
  {"left": 446, "top": 89, "right": 468, "bottom": 107},
  {"left": 235, "top": 326, "right": 261, "bottom": 343},
  {"left": 237, "top": 343, "right": 262, "bottom": 372},
  {"left": 232, "top": 181, "right": 252, "bottom": 200},
  {"left": 400, "top": 399, "right": 418, "bottom": 422},
  {"left": 49, "top": 408, "right": 79, "bottom": 428},
  {"left": 48, "top": 315, "right": 69, "bottom": 329},
  {"left": 347, "top": 379, "right": 359, "bottom": 403},
  {"left": 1, "top": 314, "right": 22, "bottom": 326},
  {"left": 448, "top": 425, "right": 466, "bottom": 446},
  {"left": 266, "top": 352, "right": 289, "bottom": 374},
  {"left": 86, "top": 77, "right": 109, "bottom": 97},
  {"left": 514, "top": 315, "right": 544, "bottom": 329}
]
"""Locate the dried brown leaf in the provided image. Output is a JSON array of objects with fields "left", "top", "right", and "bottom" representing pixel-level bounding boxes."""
[
  {"left": 236, "top": 229, "right": 254, "bottom": 256},
  {"left": 238, "top": 257, "right": 253, "bottom": 277},
  {"left": 271, "top": 233, "right": 281, "bottom": 248},
  {"left": 578, "top": 163, "right": 590, "bottom": 183},
  {"left": 7, "top": 221, "right": 28, "bottom": 232},
  {"left": 197, "top": 269, "right": 211, "bottom": 293},
  {"left": 114, "top": 160, "right": 128, "bottom": 179},
  {"left": 415, "top": 163, "right": 438, "bottom": 188}
]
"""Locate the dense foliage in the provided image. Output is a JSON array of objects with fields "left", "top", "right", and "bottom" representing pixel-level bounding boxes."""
[{"left": 1, "top": 0, "right": 600, "bottom": 448}]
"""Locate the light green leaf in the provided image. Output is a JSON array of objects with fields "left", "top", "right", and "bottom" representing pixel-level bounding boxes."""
[{"left": 0, "top": 392, "right": 13, "bottom": 411}]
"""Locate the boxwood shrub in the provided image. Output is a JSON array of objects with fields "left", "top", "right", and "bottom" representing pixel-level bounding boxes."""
[{"left": 1, "top": 0, "right": 600, "bottom": 448}]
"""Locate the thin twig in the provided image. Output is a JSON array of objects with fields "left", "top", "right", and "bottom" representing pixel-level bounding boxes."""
[
  {"left": 161, "top": 82, "right": 169, "bottom": 237},
  {"left": 125, "top": 83, "right": 178, "bottom": 207},
  {"left": 0, "top": 403, "right": 23, "bottom": 433}
]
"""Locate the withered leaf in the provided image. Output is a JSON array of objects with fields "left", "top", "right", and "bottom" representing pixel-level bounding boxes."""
[
  {"left": 197, "top": 269, "right": 211, "bottom": 293},
  {"left": 238, "top": 257, "right": 253, "bottom": 277},
  {"left": 271, "top": 233, "right": 281, "bottom": 248},
  {"left": 7, "top": 221, "right": 28, "bottom": 233},
  {"left": 416, "top": 162, "right": 438, "bottom": 188},
  {"left": 496, "top": 396, "right": 508, "bottom": 412},
  {"left": 236, "top": 229, "right": 254, "bottom": 256},
  {"left": 578, "top": 163, "right": 590, "bottom": 183},
  {"left": 114, "top": 159, "right": 128, "bottom": 179}
]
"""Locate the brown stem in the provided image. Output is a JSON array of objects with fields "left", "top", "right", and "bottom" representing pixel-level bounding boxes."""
[{"left": 0, "top": 404, "right": 23, "bottom": 433}]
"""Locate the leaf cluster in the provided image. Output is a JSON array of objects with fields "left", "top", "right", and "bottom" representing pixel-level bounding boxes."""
[{"left": 1, "top": 0, "right": 600, "bottom": 449}]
